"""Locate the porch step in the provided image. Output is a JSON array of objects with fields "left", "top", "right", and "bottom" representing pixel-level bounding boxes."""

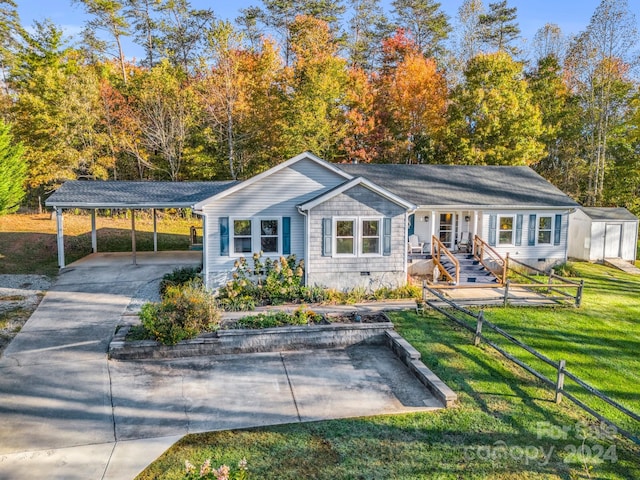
[{"left": 437, "top": 253, "right": 499, "bottom": 285}]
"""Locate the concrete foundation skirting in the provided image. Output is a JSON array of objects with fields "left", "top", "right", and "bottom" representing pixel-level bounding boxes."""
[
  {"left": 385, "top": 330, "right": 458, "bottom": 408},
  {"left": 109, "top": 322, "right": 393, "bottom": 360}
]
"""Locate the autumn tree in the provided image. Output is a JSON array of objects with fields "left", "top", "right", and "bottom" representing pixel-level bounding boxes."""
[
  {"left": 447, "top": 51, "right": 544, "bottom": 165},
  {"left": 0, "top": 119, "right": 26, "bottom": 214},
  {"left": 10, "top": 21, "right": 107, "bottom": 193},
  {"left": 282, "top": 15, "right": 348, "bottom": 161},
  {"left": 342, "top": 67, "right": 377, "bottom": 163},
  {"left": 132, "top": 60, "right": 196, "bottom": 180},
  {"left": 527, "top": 54, "right": 584, "bottom": 197},
  {"left": 565, "top": 0, "right": 638, "bottom": 205},
  {"left": 375, "top": 33, "right": 448, "bottom": 163},
  {"left": 390, "top": 0, "right": 451, "bottom": 59}
]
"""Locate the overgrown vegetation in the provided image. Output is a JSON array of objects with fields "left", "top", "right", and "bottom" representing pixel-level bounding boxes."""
[
  {"left": 137, "top": 263, "right": 640, "bottom": 479},
  {"left": 139, "top": 280, "right": 220, "bottom": 345},
  {"left": 159, "top": 266, "right": 203, "bottom": 295},
  {"left": 233, "top": 306, "right": 323, "bottom": 329}
]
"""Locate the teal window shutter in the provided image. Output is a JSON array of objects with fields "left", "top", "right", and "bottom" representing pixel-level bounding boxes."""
[
  {"left": 322, "top": 218, "right": 332, "bottom": 256},
  {"left": 383, "top": 217, "right": 392, "bottom": 256},
  {"left": 515, "top": 214, "right": 523, "bottom": 246},
  {"left": 408, "top": 214, "right": 415, "bottom": 236},
  {"left": 282, "top": 217, "right": 291, "bottom": 255},
  {"left": 528, "top": 214, "right": 536, "bottom": 245},
  {"left": 488, "top": 214, "right": 497, "bottom": 246},
  {"left": 220, "top": 217, "right": 229, "bottom": 256},
  {"left": 554, "top": 214, "right": 562, "bottom": 245}
]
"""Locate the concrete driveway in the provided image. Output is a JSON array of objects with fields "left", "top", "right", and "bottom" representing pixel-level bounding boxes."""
[{"left": 0, "top": 253, "right": 440, "bottom": 479}]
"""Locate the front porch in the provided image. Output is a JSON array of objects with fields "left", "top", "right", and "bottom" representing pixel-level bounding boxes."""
[{"left": 409, "top": 210, "right": 480, "bottom": 256}]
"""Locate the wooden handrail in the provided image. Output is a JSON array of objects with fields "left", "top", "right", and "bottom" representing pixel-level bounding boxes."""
[
  {"left": 472, "top": 235, "right": 507, "bottom": 284},
  {"left": 432, "top": 235, "right": 460, "bottom": 284}
]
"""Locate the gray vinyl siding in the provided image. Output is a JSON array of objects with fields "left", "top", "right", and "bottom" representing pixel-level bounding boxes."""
[
  {"left": 307, "top": 185, "right": 407, "bottom": 291},
  {"left": 480, "top": 209, "right": 570, "bottom": 267},
  {"left": 200, "top": 158, "right": 348, "bottom": 288}
]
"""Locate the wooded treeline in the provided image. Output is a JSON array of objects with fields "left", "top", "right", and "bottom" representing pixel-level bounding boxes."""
[{"left": 0, "top": 0, "right": 639, "bottom": 215}]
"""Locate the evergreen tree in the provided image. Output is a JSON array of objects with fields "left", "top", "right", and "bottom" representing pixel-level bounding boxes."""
[
  {"left": 391, "top": 0, "right": 450, "bottom": 59},
  {"left": 347, "top": 0, "right": 388, "bottom": 71},
  {"left": 0, "top": 119, "right": 26, "bottom": 215},
  {"left": 478, "top": 0, "right": 520, "bottom": 55}
]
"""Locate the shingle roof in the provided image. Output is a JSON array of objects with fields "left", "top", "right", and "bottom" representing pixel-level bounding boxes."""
[
  {"left": 45, "top": 180, "right": 238, "bottom": 208},
  {"left": 338, "top": 164, "right": 580, "bottom": 208},
  {"left": 581, "top": 207, "right": 638, "bottom": 222}
]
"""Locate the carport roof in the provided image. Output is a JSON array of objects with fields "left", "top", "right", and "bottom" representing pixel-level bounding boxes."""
[{"left": 45, "top": 180, "right": 239, "bottom": 209}]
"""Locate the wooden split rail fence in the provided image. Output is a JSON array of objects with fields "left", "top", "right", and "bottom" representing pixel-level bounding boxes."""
[{"left": 422, "top": 285, "right": 640, "bottom": 446}]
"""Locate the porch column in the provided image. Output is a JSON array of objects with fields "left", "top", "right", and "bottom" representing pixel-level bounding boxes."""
[
  {"left": 152, "top": 208, "right": 158, "bottom": 252},
  {"left": 201, "top": 214, "right": 208, "bottom": 287},
  {"left": 56, "top": 207, "right": 65, "bottom": 269},
  {"left": 131, "top": 210, "right": 137, "bottom": 265},
  {"left": 430, "top": 210, "right": 436, "bottom": 255},
  {"left": 472, "top": 211, "right": 479, "bottom": 254},
  {"left": 91, "top": 209, "right": 97, "bottom": 253}
]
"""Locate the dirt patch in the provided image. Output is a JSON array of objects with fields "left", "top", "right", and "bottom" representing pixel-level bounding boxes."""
[{"left": 0, "top": 274, "right": 52, "bottom": 356}]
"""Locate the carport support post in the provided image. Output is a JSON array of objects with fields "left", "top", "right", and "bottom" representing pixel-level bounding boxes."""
[
  {"left": 131, "top": 209, "right": 137, "bottom": 265},
  {"left": 91, "top": 209, "right": 97, "bottom": 253},
  {"left": 56, "top": 207, "right": 65, "bottom": 268},
  {"left": 153, "top": 208, "right": 158, "bottom": 252}
]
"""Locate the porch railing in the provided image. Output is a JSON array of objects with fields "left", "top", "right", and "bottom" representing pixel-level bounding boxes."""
[
  {"left": 432, "top": 235, "right": 460, "bottom": 284},
  {"left": 473, "top": 235, "right": 507, "bottom": 284}
]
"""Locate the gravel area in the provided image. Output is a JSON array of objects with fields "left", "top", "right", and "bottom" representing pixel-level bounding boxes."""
[
  {"left": 125, "top": 279, "right": 162, "bottom": 313},
  {"left": 0, "top": 274, "right": 53, "bottom": 355}
]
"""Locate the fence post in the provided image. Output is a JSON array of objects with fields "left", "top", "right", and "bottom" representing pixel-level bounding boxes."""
[
  {"left": 503, "top": 253, "right": 509, "bottom": 284},
  {"left": 503, "top": 280, "right": 510, "bottom": 307},
  {"left": 548, "top": 270, "right": 553, "bottom": 293},
  {"left": 555, "top": 359, "right": 566, "bottom": 404},
  {"left": 576, "top": 280, "right": 584, "bottom": 308},
  {"left": 474, "top": 311, "right": 484, "bottom": 346}
]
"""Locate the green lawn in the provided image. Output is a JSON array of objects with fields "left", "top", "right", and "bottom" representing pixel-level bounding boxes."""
[{"left": 138, "top": 263, "right": 640, "bottom": 479}]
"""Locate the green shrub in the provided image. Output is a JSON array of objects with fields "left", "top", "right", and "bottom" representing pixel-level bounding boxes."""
[
  {"left": 159, "top": 266, "right": 203, "bottom": 296},
  {"left": 216, "top": 253, "right": 305, "bottom": 310},
  {"left": 234, "top": 306, "right": 323, "bottom": 329},
  {"left": 553, "top": 262, "right": 579, "bottom": 278},
  {"left": 140, "top": 281, "right": 220, "bottom": 345}
]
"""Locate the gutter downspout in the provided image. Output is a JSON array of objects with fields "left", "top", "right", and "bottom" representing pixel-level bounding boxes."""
[{"left": 297, "top": 206, "right": 309, "bottom": 286}]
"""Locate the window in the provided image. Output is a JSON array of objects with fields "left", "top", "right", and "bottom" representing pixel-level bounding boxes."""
[
  {"left": 231, "top": 217, "right": 281, "bottom": 255},
  {"left": 538, "top": 216, "right": 552, "bottom": 244},
  {"left": 260, "top": 219, "right": 279, "bottom": 253},
  {"left": 336, "top": 219, "right": 355, "bottom": 255},
  {"left": 361, "top": 219, "right": 380, "bottom": 254},
  {"left": 233, "top": 219, "right": 252, "bottom": 254},
  {"left": 498, "top": 216, "right": 514, "bottom": 245}
]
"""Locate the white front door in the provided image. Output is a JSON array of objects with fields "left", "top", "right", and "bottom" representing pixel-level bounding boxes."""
[
  {"left": 604, "top": 224, "right": 622, "bottom": 258},
  {"left": 439, "top": 213, "right": 455, "bottom": 249}
]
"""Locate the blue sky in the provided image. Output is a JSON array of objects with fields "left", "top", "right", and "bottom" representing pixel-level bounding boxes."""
[{"left": 15, "top": 0, "right": 640, "bottom": 59}]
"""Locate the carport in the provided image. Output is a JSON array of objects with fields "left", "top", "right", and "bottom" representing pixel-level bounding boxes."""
[{"left": 45, "top": 180, "right": 237, "bottom": 268}]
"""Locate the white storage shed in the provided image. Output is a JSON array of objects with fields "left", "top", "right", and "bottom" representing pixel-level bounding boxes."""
[{"left": 568, "top": 207, "right": 638, "bottom": 263}]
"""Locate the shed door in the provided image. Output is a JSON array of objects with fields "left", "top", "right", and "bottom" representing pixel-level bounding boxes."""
[{"left": 604, "top": 223, "right": 622, "bottom": 258}]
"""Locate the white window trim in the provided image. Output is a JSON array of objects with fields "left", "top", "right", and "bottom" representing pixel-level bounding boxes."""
[
  {"left": 332, "top": 216, "right": 383, "bottom": 258},
  {"left": 537, "top": 215, "right": 553, "bottom": 245},
  {"left": 333, "top": 217, "right": 357, "bottom": 257},
  {"left": 498, "top": 215, "right": 515, "bottom": 246},
  {"left": 360, "top": 217, "right": 382, "bottom": 256},
  {"left": 230, "top": 216, "right": 282, "bottom": 257}
]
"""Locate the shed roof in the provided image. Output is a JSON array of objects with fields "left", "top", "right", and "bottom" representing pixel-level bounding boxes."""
[
  {"left": 581, "top": 207, "right": 638, "bottom": 222},
  {"left": 45, "top": 180, "right": 238, "bottom": 209},
  {"left": 338, "top": 164, "right": 580, "bottom": 209}
]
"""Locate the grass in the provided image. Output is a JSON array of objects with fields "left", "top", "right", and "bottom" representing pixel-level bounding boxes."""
[
  {"left": 0, "top": 211, "right": 196, "bottom": 276},
  {"left": 137, "top": 262, "right": 640, "bottom": 479}
]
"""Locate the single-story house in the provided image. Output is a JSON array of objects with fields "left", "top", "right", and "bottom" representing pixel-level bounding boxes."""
[
  {"left": 47, "top": 152, "right": 636, "bottom": 290},
  {"left": 568, "top": 207, "right": 638, "bottom": 263}
]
